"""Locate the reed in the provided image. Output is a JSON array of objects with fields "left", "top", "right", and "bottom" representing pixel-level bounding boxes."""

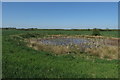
[{"left": 86, "top": 46, "right": 118, "bottom": 59}]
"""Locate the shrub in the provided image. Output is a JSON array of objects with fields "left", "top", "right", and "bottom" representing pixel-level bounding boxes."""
[{"left": 92, "top": 28, "right": 101, "bottom": 36}]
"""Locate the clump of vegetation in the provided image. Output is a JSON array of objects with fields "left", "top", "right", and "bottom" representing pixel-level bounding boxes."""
[
  {"left": 19, "top": 33, "right": 46, "bottom": 38},
  {"left": 86, "top": 46, "right": 118, "bottom": 59},
  {"left": 92, "top": 28, "right": 101, "bottom": 36}
]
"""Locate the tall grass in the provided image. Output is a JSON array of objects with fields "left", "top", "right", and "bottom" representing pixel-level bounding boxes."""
[{"left": 86, "top": 46, "right": 118, "bottom": 60}]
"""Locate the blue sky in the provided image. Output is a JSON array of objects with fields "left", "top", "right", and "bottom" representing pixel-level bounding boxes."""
[{"left": 2, "top": 2, "right": 118, "bottom": 29}]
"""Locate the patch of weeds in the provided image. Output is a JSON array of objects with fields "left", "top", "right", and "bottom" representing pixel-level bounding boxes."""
[
  {"left": 9, "top": 50, "right": 14, "bottom": 53},
  {"left": 63, "top": 54, "right": 76, "bottom": 60},
  {"left": 92, "top": 28, "right": 101, "bottom": 36}
]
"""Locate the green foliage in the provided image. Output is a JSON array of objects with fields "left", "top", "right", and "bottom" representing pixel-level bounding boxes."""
[
  {"left": 92, "top": 28, "right": 101, "bottom": 36},
  {"left": 2, "top": 29, "right": 119, "bottom": 78},
  {"left": 19, "top": 33, "right": 47, "bottom": 38}
]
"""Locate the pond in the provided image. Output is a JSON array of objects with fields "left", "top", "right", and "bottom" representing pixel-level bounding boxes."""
[
  {"left": 28, "top": 36, "right": 118, "bottom": 59},
  {"left": 39, "top": 38, "right": 98, "bottom": 48}
]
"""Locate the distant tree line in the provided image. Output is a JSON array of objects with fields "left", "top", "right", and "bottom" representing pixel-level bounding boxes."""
[
  {"left": 2, "top": 27, "right": 120, "bottom": 31},
  {"left": 2, "top": 27, "right": 16, "bottom": 30}
]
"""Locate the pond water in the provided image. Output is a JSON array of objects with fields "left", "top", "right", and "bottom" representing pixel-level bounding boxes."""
[{"left": 39, "top": 38, "right": 97, "bottom": 48}]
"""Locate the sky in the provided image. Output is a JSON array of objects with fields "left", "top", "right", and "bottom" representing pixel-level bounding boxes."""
[
  {"left": 2, "top": 0, "right": 120, "bottom": 2},
  {"left": 2, "top": 2, "right": 118, "bottom": 29}
]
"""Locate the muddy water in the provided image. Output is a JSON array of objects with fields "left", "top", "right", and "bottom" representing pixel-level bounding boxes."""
[
  {"left": 38, "top": 37, "right": 118, "bottom": 48},
  {"left": 39, "top": 38, "right": 100, "bottom": 48},
  {"left": 40, "top": 38, "right": 88, "bottom": 45}
]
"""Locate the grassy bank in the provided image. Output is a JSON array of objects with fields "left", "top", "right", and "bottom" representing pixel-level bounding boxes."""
[{"left": 2, "top": 30, "right": 119, "bottom": 78}]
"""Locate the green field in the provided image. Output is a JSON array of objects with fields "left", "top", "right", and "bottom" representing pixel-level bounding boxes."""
[{"left": 2, "top": 30, "right": 119, "bottom": 78}]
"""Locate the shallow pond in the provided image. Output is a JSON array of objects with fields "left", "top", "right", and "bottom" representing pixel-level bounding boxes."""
[{"left": 39, "top": 38, "right": 98, "bottom": 48}]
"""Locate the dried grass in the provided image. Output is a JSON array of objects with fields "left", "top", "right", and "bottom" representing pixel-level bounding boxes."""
[
  {"left": 28, "top": 42, "right": 71, "bottom": 54},
  {"left": 86, "top": 46, "right": 118, "bottom": 59}
]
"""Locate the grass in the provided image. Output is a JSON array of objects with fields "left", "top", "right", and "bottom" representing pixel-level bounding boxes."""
[
  {"left": 2, "top": 29, "right": 119, "bottom": 78},
  {"left": 28, "top": 42, "right": 70, "bottom": 54},
  {"left": 86, "top": 46, "right": 118, "bottom": 59}
]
